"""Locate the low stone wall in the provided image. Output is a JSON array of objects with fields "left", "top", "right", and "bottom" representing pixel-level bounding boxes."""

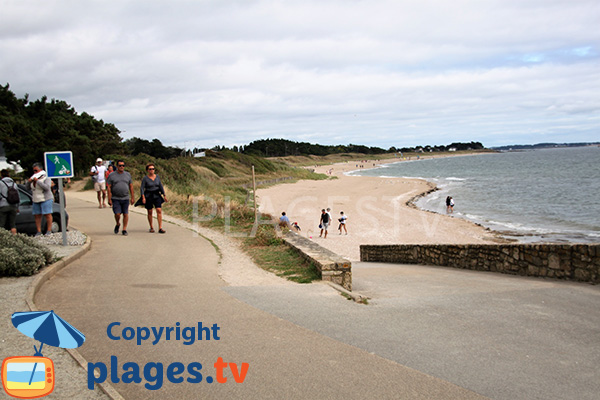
[
  {"left": 284, "top": 233, "right": 352, "bottom": 290},
  {"left": 360, "top": 244, "right": 600, "bottom": 284}
]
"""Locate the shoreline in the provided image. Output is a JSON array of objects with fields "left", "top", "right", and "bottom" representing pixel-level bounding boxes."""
[
  {"left": 257, "top": 154, "right": 502, "bottom": 261},
  {"left": 359, "top": 150, "right": 600, "bottom": 245}
]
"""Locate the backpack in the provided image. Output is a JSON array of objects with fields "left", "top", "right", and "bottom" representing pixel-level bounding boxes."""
[{"left": 1, "top": 180, "right": 20, "bottom": 205}]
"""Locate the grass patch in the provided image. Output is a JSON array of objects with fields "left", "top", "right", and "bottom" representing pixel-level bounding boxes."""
[
  {"left": 83, "top": 178, "right": 94, "bottom": 191},
  {"left": 244, "top": 240, "right": 321, "bottom": 283}
]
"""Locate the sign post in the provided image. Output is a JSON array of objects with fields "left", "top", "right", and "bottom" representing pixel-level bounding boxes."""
[{"left": 44, "top": 152, "right": 74, "bottom": 246}]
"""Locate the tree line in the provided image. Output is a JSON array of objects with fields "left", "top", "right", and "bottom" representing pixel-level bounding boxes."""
[
  {"left": 0, "top": 84, "right": 122, "bottom": 175},
  {"left": 1, "top": 84, "right": 485, "bottom": 175},
  {"left": 212, "top": 138, "right": 484, "bottom": 157},
  {"left": 0, "top": 84, "right": 182, "bottom": 174}
]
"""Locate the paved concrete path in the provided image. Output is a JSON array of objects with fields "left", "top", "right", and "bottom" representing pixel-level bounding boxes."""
[
  {"left": 35, "top": 195, "right": 486, "bottom": 399},
  {"left": 0, "top": 240, "right": 109, "bottom": 400},
  {"left": 226, "top": 262, "right": 600, "bottom": 400}
]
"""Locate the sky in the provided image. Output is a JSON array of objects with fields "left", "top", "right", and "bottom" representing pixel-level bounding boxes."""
[{"left": 1, "top": 0, "right": 599, "bottom": 150}]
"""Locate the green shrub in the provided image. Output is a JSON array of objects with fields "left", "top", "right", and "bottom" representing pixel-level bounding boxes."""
[
  {"left": 252, "top": 224, "right": 283, "bottom": 246},
  {"left": 0, "top": 230, "right": 55, "bottom": 276}
]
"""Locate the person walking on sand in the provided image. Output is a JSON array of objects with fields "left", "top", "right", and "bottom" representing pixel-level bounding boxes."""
[
  {"left": 338, "top": 211, "right": 347, "bottom": 235},
  {"left": 446, "top": 196, "right": 452, "bottom": 213},
  {"left": 449, "top": 196, "right": 454, "bottom": 213},
  {"left": 106, "top": 160, "right": 134, "bottom": 236},
  {"left": 27, "top": 163, "right": 54, "bottom": 236},
  {"left": 140, "top": 163, "right": 167, "bottom": 233},
  {"left": 319, "top": 209, "right": 330, "bottom": 238},
  {"left": 90, "top": 158, "right": 108, "bottom": 208}
]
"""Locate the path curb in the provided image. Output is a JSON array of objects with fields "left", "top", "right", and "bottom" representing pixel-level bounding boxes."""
[
  {"left": 25, "top": 228, "right": 125, "bottom": 400},
  {"left": 325, "top": 281, "right": 369, "bottom": 303}
]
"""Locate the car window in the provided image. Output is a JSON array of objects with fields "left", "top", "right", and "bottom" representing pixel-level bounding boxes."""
[{"left": 18, "top": 189, "right": 32, "bottom": 205}]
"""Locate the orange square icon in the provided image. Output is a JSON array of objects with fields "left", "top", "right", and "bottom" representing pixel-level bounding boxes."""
[{"left": 1, "top": 357, "right": 55, "bottom": 399}]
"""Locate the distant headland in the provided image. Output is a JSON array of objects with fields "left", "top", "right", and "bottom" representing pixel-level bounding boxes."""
[{"left": 491, "top": 142, "right": 600, "bottom": 151}]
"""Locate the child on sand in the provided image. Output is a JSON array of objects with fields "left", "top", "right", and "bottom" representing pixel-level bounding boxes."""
[{"left": 338, "top": 211, "right": 347, "bottom": 235}]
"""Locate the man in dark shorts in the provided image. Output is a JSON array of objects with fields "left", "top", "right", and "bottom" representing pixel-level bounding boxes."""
[
  {"left": 106, "top": 161, "right": 134, "bottom": 236},
  {"left": 319, "top": 208, "right": 330, "bottom": 238}
]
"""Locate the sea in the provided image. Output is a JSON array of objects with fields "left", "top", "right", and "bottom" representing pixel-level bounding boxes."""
[{"left": 349, "top": 146, "right": 600, "bottom": 243}]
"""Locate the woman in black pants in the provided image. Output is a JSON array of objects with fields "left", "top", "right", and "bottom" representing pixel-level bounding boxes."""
[{"left": 141, "top": 163, "right": 168, "bottom": 233}]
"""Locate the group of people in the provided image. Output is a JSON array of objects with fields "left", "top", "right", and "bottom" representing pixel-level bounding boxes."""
[
  {"left": 1, "top": 157, "right": 170, "bottom": 237},
  {"left": 278, "top": 212, "right": 301, "bottom": 232},
  {"left": 93, "top": 159, "right": 168, "bottom": 236},
  {"left": 0, "top": 163, "right": 59, "bottom": 236},
  {"left": 318, "top": 208, "right": 347, "bottom": 238},
  {"left": 278, "top": 208, "right": 348, "bottom": 239}
]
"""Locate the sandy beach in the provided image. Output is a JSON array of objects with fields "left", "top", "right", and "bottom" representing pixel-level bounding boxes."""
[{"left": 257, "top": 156, "right": 501, "bottom": 261}]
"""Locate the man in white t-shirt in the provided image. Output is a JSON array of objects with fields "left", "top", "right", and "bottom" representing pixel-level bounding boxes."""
[{"left": 90, "top": 158, "right": 108, "bottom": 208}]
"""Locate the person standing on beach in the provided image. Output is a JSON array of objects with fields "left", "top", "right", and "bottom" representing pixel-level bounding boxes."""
[
  {"left": 446, "top": 196, "right": 455, "bottom": 213},
  {"left": 338, "top": 211, "right": 347, "bottom": 235},
  {"left": 140, "top": 163, "right": 167, "bottom": 233},
  {"left": 90, "top": 158, "right": 108, "bottom": 208},
  {"left": 107, "top": 160, "right": 134, "bottom": 236},
  {"left": 319, "top": 209, "right": 330, "bottom": 238}
]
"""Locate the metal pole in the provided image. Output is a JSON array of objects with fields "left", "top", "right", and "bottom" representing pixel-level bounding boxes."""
[
  {"left": 252, "top": 165, "right": 257, "bottom": 224},
  {"left": 58, "top": 178, "right": 67, "bottom": 246}
]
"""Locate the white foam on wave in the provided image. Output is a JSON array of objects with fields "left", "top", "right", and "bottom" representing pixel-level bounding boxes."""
[{"left": 473, "top": 217, "right": 555, "bottom": 235}]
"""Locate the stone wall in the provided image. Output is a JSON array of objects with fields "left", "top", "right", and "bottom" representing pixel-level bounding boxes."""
[
  {"left": 360, "top": 244, "right": 600, "bottom": 284},
  {"left": 284, "top": 233, "right": 352, "bottom": 290}
]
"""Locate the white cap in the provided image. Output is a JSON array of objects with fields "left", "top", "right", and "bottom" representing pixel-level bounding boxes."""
[{"left": 96, "top": 158, "right": 103, "bottom": 162}]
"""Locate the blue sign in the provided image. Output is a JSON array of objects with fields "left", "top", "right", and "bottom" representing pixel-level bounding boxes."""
[{"left": 44, "top": 151, "right": 74, "bottom": 179}]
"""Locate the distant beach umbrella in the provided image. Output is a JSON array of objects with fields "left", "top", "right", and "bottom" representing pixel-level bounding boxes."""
[{"left": 11, "top": 310, "right": 86, "bottom": 356}]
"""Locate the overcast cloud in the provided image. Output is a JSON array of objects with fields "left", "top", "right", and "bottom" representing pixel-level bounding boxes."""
[{"left": 1, "top": 0, "right": 598, "bottom": 149}]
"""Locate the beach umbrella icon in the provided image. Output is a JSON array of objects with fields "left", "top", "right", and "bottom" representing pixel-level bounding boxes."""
[
  {"left": 11, "top": 311, "right": 85, "bottom": 387},
  {"left": 11, "top": 310, "right": 86, "bottom": 357}
]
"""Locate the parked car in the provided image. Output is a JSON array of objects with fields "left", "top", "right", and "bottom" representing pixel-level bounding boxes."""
[{"left": 15, "top": 184, "right": 68, "bottom": 235}]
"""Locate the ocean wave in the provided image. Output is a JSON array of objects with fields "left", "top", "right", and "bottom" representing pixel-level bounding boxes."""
[
  {"left": 445, "top": 177, "right": 467, "bottom": 181},
  {"left": 481, "top": 218, "right": 555, "bottom": 234}
]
